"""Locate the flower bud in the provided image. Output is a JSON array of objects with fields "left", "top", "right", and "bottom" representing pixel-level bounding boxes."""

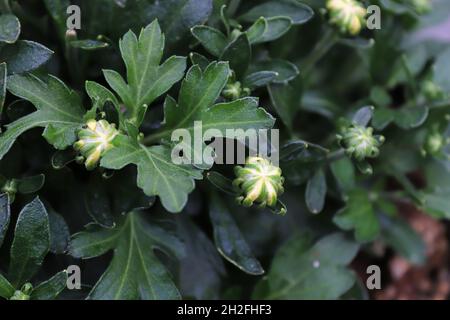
[
  {"left": 422, "top": 80, "right": 445, "bottom": 101},
  {"left": 422, "top": 124, "right": 449, "bottom": 158},
  {"left": 9, "top": 283, "right": 33, "bottom": 300},
  {"left": 1, "top": 179, "right": 18, "bottom": 201},
  {"left": 337, "top": 124, "right": 384, "bottom": 161},
  {"left": 222, "top": 81, "right": 250, "bottom": 100},
  {"left": 411, "top": 0, "right": 431, "bottom": 14},
  {"left": 74, "top": 119, "right": 119, "bottom": 170},
  {"left": 233, "top": 156, "right": 285, "bottom": 208},
  {"left": 326, "top": 0, "right": 366, "bottom": 35}
]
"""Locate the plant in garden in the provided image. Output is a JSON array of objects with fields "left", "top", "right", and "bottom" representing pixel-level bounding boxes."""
[{"left": 0, "top": 0, "right": 449, "bottom": 300}]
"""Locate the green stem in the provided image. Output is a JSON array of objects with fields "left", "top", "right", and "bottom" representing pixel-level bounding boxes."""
[
  {"left": 301, "top": 28, "right": 339, "bottom": 79},
  {"left": 326, "top": 149, "right": 346, "bottom": 162},
  {"left": 0, "top": 0, "right": 11, "bottom": 13},
  {"left": 400, "top": 54, "right": 418, "bottom": 104}
]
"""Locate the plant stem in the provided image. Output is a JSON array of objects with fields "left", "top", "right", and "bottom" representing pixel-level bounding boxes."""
[
  {"left": 0, "top": 0, "right": 11, "bottom": 13},
  {"left": 301, "top": 28, "right": 339, "bottom": 79},
  {"left": 326, "top": 149, "right": 346, "bottom": 162},
  {"left": 400, "top": 54, "right": 418, "bottom": 104}
]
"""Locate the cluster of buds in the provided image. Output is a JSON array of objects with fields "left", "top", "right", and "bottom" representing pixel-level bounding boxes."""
[
  {"left": 326, "top": 0, "right": 366, "bottom": 35},
  {"left": 337, "top": 124, "right": 385, "bottom": 161},
  {"left": 421, "top": 122, "right": 450, "bottom": 158},
  {"left": 73, "top": 119, "right": 119, "bottom": 170},
  {"left": 222, "top": 81, "right": 251, "bottom": 100},
  {"left": 9, "top": 283, "right": 32, "bottom": 300},
  {"left": 233, "top": 157, "right": 285, "bottom": 209}
]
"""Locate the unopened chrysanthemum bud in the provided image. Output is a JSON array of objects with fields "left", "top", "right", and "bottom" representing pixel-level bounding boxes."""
[
  {"left": 9, "top": 283, "right": 33, "bottom": 300},
  {"left": 326, "top": 0, "right": 366, "bottom": 35},
  {"left": 233, "top": 156, "right": 285, "bottom": 209},
  {"left": 337, "top": 125, "right": 384, "bottom": 161},
  {"left": 74, "top": 119, "right": 118, "bottom": 170},
  {"left": 421, "top": 124, "right": 449, "bottom": 158},
  {"left": 222, "top": 81, "right": 251, "bottom": 100},
  {"left": 411, "top": 0, "right": 431, "bottom": 14},
  {"left": 422, "top": 80, "right": 445, "bottom": 100},
  {"left": 1, "top": 179, "right": 18, "bottom": 201}
]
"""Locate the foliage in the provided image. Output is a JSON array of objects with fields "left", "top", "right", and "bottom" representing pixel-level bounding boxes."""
[{"left": 0, "top": 0, "right": 449, "bottom": 300}]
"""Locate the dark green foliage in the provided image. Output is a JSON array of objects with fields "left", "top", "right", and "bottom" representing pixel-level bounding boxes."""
[{"left": 0, "top": 0, "right": 449, "bottom": 301}]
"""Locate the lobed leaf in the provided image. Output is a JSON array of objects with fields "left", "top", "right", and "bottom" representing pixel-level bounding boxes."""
[
  {"left": 1, "top": 74, "right": 85, "bottom": 160},
  {"left": 70, "top": 212, "right": 184, "bottom": 300},
  {"left": 104, "top": 20, "right": 186, "bottom": 125}
]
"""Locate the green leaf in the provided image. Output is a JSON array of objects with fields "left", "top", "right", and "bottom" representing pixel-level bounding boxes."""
[
  {"left": 330, "top": 157, "right": 355, "bottom": 197},
  {"left": 0, "top": 40, "right": 53, "bottom": 75},
  {"left": 48, "top": 208, "right": 70, "bottom": 254},
  {"left": 9, "top": 197, "right": 50, "bottom": 287},
  {"left": 352, "top": 106, "right": 374, "bottom": 127},
  {"left": 191, "top": 25, "right": 228, "bottom": 57},
  {"left": 51, "top": 149, "right": 76, "bottom": 169},
  {"left": 0, "top": 14, "right": 20, "bottom": 43},
  {"left": 206, "top": 171, "right": 238, "bottom": 195},
  {"left": 101, "top": 135, "right": 202, "bottom": 213},
  {"left": 1, "top": 74, "right": 85, "bottom": 160},
  {"left": 394, "top": 105, "right": 429, "bottom": 129},
  {"left": 30, "top": 271, "right": 67, "bottom": 300},
  {"left": 0, "top": 193, "right": 10, "bottom": 248},
  {"left": 16, "top": 174, "right": 45, "bottom": 194},
  {"left": 280, "top": 140, "right": 327, "bottom": 163},
  {"left": 177, "top": 217, "right": 225, "bottom": 300},
  {"left": 279, "top": 140, "right": 308, "bottom": 162},
  {"left": 149, "top": 62, "right": 274, "bottom": 153},
  {"left": 268, "top": 76, "right": 302, "bottom": 131},
  {"left": 85, "top": 80, "right": 121, "bottom": 121},
  {"left": 84, "top": 176, "right": 114, "bottom": 228},
  {"left": 434, "top": 47, "right": 450, "bottom": 92},
  {"left": 422, "top": 190, "right": 450, "bottom": 219},
  {"left": 356, "top": 160, "right": 373, "bottom": 175},
  {"left": 239, "top": 1, "right": 314, "bottom": 25},
  {"left": 339, "top": 37, "right": 374, "bottom": 49},
  {"left": 220, "top": 34, "right": 251, "bottom": 78},
  {"left": 370, "top": 86, "right": 392, "bottom": 108},
  {"left": 246, "top": 17, "right": 267, "bottom": 44},
  {"left": 0, "top": 62, "right": 5, "bottom": 113},
  {"left": 243, "top": 71, "right": 278, "bottom": 90},
  {"left": 43, "top": 0, "right": 70, "bottom": 40},
  {"left": 372, "top": 107, "right": 394, "bottom": 130},
  {"left": 333, "top": 190, "right": 380, "bottom": 242},
  {"left": 253, "top": 233, "right": 359, "bottom": 299},
  {"left": 209, "top": 192, "right": 264, "bottom": 275},
  {"left": 189, "top": 52, "right": 210, "bottom": 70},
  {"left": 105, "top": 20, "right": 186, "bottom": 125},
  {"left": 305, "top": 169, "right": 327, "bottom": 214},
  {"left": 380, "top": 215, "right": 426, "bottom": 265},
  {"left": 69, "top": 212, "right": 184, "bottom": 300},
  {"left": 256, "top": 17, "right": 292, "bottom": 44},
  {"left": 69, "top": 40, "right": 109, "bottom": 50},
  {"left": 250, "top": 59, "right": 299, "bottom": 83},
  {"left": 0, "top": 273, "right": 14, "bottom": 299}
]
